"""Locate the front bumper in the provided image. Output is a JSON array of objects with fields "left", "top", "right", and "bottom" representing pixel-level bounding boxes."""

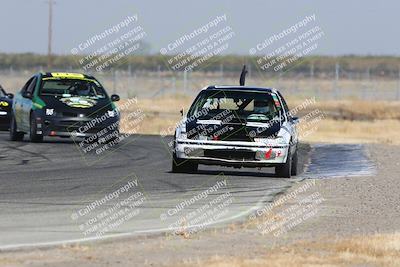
[
  {"left": 0, "top": 110, "right": 11, "bottom": 130},
  {"left": 39, "top": 115, "right": 119, "bottom": 138},
  {"left": 175, "top": 139, "right": 289, "bottom": 167}
]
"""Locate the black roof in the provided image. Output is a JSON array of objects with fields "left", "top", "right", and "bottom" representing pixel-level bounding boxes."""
[{"left": 205, "top": 85, "right": 276, "bottom": 93}]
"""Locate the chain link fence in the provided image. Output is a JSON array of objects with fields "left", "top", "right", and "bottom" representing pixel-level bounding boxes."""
[{"left": 1, "top": 67, "right": 400, "bottom": 101}]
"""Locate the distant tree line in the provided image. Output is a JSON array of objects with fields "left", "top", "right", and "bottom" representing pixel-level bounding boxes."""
[{"left": 0, "top": 53, "right": 399, "bottom": 78}]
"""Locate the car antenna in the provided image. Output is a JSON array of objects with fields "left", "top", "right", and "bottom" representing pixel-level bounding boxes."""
[{"left": 239, "top": 65, "right": 247, "bottom": 86}]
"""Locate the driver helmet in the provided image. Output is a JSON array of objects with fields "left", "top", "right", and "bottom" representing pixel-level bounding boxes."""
[
  {"left": 74, "top": 83, "right": 91, "bottom": 96},
  {"left": 254, "top": 99, "right": 270, "bottom": 114}
]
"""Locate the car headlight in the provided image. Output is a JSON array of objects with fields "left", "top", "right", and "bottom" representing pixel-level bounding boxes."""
[
  {"left": 176, "top": 123, "right": 187, "bottom": 139},
  {"left": 197, "top": 134, "right": 209, "bottom": 141},
  {"left": 0, "top": 101, "right": 9, "bottom": 107},
  {"left": 274, "top": 136, "right": 286, "bottom": 144},
  {"left": 254, "top": 136, "right": 286, "bottom": 145}
]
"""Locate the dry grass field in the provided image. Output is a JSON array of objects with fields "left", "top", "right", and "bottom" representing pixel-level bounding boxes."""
[{"left": 173, "top": 234, "right": 400, "bottom": 267}]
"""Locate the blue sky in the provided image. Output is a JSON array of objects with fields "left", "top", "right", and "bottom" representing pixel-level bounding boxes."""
[{"left": 0, "top": 0, "right": 398, "bottom": 55}]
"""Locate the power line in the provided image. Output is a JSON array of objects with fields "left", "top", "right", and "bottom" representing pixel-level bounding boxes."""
[{"left": 47, "top": 0, "right": 53, "bottom": 69}]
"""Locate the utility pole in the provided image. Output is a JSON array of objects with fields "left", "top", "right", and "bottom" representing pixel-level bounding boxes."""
[{"left": 47, "top": 0, "right": 53, "bottom": 69}]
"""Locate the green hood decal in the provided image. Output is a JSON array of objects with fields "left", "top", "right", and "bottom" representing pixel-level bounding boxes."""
[{"left": 60, "top": 96, "right": 97, "bottom": 108}]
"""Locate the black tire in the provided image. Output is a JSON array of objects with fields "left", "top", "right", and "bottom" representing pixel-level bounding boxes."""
[
  {"left": 29, "top": 114, "right": 43, "bottom": 143},
  {"left": 172, "top": 153, "right": 198, "bottom": 173},
  {"left": 9, "top": 114, "right": 24, "bottom": 141},
  {"left": 291, "top": 147, "right": 298, "bottom": 176},
  {"left": 275, "top": 149, "right": 292, "bottom": 178}
]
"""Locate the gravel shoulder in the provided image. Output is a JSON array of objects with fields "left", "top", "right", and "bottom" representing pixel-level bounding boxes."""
[{"left": 0, "top": 143, "right": 399, "bottom": 267}]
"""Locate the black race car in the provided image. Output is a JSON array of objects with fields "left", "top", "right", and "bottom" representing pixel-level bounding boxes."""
[
  {"left": 10, "top": 72, "right": 120, "bottom": 142},
  {"left": 0, "top": 85, "right": 14, "bottom": 130}
]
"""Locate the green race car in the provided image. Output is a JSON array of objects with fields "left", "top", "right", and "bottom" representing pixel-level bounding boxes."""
[{"left": 10, "top": 72, "right": 120, "bottom": 142}]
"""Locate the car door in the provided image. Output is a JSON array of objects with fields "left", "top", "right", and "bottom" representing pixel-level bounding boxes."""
[
  {"left": 19, "top": 76, "right": 37, "bottom": 131},
  {"left": 277, "top": 92, "right": 298, "bottom": 147},
  {"left": 23, "top": 76, "right": 39, "bottom": 131},
  {"left": 14, "top": 77, "right": 34, "bottom": 130}
]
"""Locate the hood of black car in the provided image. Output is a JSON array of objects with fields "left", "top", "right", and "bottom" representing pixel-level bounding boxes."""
[{"left": 39, "top": 95, "right": 113, "bottom": 116}]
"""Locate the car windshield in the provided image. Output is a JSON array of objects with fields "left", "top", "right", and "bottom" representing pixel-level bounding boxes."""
[
  {"left": 39, "top": 79, "right": 107, "bottom": 98},
  {"left": 188, "top": 90, "right": 282, "bottom": 122}
]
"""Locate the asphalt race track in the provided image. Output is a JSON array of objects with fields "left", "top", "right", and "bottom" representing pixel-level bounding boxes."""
[{"left": 0, "top": 132, "right": 375, "bottom": 249}]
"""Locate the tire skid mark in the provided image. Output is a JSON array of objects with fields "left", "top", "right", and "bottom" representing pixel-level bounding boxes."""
[
  {"left": 303, "top": 144, "right": 376, "bottom": 178},
  {"left": 1, "top": 144, "right": 52, "bottom": 163}
]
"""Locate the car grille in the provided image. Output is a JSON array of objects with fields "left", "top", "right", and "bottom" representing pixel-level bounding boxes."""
[
  {"left": 203, "top": 149, "right": 255, "bottom": 161},
  {"left": 62, "top": 112, "right": 79, "bottom": 117},
  {"left": 220, "top": 134, "right": 253, "bottom": 142}
]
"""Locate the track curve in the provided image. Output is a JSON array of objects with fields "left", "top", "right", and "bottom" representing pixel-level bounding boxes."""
[
  {"left": 0, "top": 133, "right": 305, "bottom": 249},
  {"left": 0, "top": 133, "right": 374, "bottom": 249}
]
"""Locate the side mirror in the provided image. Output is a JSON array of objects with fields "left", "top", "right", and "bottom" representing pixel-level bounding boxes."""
[
  {"left": 180, "top": 108, "right": 184, "bottom": 117},
  {"left": 23, "top": 92, "right": 32, "bottom": 99},
  {"left": 292, "top": 116, "right": 299, "bottom": 124},
  {"left": 7, "top": 93, "right": 14, "bottom": 99},
  {"left": 111, "top": 94, "right": 120, "bottom": 102}
]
